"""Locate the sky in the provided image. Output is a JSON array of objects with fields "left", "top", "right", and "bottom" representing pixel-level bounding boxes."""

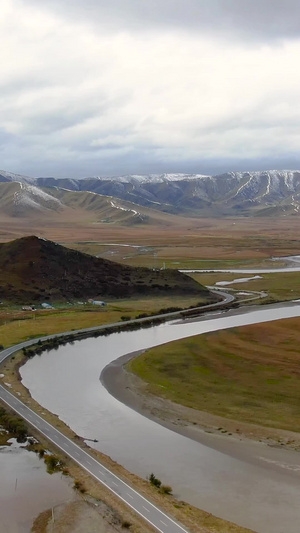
[{"left": 1, "top": 0, "right": 300, "bottom": 178}]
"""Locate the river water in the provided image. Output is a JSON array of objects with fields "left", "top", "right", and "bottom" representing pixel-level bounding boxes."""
[
  {"left": 0, "top": 439, "right": 74, "bottom": 532},
  {"left": 20, "top": 302, "right": 300, "bottom": 533},
  {"left": 180, "top": 254, "right": 300, "bottom": 275}
]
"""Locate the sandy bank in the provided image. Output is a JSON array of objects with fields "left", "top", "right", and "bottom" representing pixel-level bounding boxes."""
[{"left": 101, "top": 350, "right": 300, "bottom": 455}]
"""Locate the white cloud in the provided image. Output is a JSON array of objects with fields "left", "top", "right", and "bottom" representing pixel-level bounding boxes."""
[{"left": 1, "top": 0, "right": 300, "bottom": 176}]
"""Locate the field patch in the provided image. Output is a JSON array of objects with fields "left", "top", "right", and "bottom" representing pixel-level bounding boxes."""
[{"left": 128, "top": 317, "right": 300, "bottom": 431}]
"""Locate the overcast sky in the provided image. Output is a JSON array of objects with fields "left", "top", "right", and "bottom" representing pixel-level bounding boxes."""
[{"left": 2, "top": 0, "right": 300, "bottom": 177}]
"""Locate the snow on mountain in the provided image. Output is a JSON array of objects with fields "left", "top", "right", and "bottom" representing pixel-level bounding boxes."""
[
  {"left": 0, "top": 169, "right": 35, "bottom": 183},
  {"left": 93, "top": 173, "right": 210, "bottom": 183},
  {"left": 2, "top": 168, "right": 300, "bottom": 217},
  {"left": 13, "top": 183, "right": 63, "bottom": 212}
]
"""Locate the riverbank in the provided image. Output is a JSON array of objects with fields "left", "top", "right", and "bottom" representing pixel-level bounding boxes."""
[
  {"left": 1, "top": 350, "right": 254, "bottom": 533},
  {"left": 101, "top": 349, "right": 300, "bottom": 454}
]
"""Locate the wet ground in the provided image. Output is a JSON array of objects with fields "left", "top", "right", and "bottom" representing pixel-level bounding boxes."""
[{"left": 0, "top": 439, "right": 75, "bottom": 532}]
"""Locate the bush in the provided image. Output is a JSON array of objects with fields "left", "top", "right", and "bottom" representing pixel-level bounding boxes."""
[
  {"left": 74, "top": 480, "right": 86, "bottom": 493},
  {"left": 136, "top": 313, "right": 148, "bottom": 319},
  {"left": 44, "top": 454, "right": 61, "bottom": 473},
  {"left": 149, "top": 473, "right": 161, "bottom": 488}
]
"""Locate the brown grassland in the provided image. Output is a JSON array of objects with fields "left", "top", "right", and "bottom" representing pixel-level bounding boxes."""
[
  {"left": 2, "top": 212, "right": 300, "bottom": 532},
  {"left": 2, "top": 213, "right": 300, "bottom": 267}
]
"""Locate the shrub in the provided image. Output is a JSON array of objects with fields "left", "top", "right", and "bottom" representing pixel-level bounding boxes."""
[
  {"left": 44, "top": 454, "right": 61, "bottom": 473},
  {"left": 149, "top": 473, "right": 161, "bottom": 488},
  {"left": 121, "top": 520, "right": 131, "bottom": 529},
  {"left": 136, "top": 313, "right": 148, "bottom": 319},
  {"left": 74, "top": 480, "right": 86, "bottom": 493}
]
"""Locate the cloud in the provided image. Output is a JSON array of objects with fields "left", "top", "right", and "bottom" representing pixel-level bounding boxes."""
[
  {"left": 24, "top": 0, "right": 300, "bottom": 42},
  {"left": 1, "top": 0, "right": 300, "bottom": 176}
]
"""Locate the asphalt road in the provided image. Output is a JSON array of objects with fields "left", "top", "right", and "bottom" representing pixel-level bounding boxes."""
[
  {"left": 0, "top": 295, "right": 236, "bottom": 532},
  {"left": 0, "top": 308, "right": 217, "bottom": 532},
  {"left": 0, "top": 384, "right": 189, "bottom": 533}
]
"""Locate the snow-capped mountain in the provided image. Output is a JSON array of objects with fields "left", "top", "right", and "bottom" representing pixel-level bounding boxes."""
[
  {"left": 14, "top": 182, "right": 64, "bottom": 213},
  {"left": 2, "top": 169, "right": 300, "bottom": 217},
  {"left": 0, "top": 180, "right": 172, "bottom": 226},
  {"left": 0, "top": 170, "right": 35, "bottom": 184},
  {"left": 0, "top": 181, "right": 63, "bottom": 216}
]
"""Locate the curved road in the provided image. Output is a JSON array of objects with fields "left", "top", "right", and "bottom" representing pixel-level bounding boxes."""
[
  {"left": 0, "top": 384, "right": 187, "bottom": 533},
  {"left": 0, "top": 296, "right": 236, "bottom": 533}
]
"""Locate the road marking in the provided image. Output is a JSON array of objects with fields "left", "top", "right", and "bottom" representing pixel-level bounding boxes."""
[
  {"left": 1, "top": 342, "right": 192, "bottom": 533},
  {"left": 64, "top": 442, "right": 69, "bottom": 448},
  {"left": 126, "top": 492, "right": 134, "bottom": 499},
  {"left": 86, "top": 460, "right": 93, "bottom": 466},
  {"left": 112, "top": 481, "right": 119, "bottom": 487},
  {"left": 160, "top": 520, "right": 168, "bottom": 527},
  {"left": 142, "top": 506, "right": 150, "bottom": 513}
]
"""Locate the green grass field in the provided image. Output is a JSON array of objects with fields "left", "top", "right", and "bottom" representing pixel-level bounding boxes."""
[
  {"left": 128, "top": 317, "right": 300, "bottom": 432},
  {"left": 191, "top": 270, "right": 300, "bottom": 302},
  {"left": 0, "top": 294, "right": 208, "bottom": 348}
]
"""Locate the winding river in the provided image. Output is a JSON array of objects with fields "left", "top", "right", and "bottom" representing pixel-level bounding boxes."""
[{"left": 20, "top": 301, "right": 300, "bottom": 533}]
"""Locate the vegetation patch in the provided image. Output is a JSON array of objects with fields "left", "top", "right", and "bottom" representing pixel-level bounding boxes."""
[
  {"left": 128, "top": 317, "right": 300, "bottom": 432},
  {"left": 0, "top": 235, "right": 209, "bottom": 303},
  {"left": 0, "top": 406, "right": 28, "bottom": 442},
  {"left": 192, "top": 270, "right": 300, "bottom": 304},
  {"left": 0, "top": 294, "right": 213, "bottom": 349}
]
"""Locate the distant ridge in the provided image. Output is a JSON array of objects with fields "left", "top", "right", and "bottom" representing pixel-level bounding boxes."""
[
  {"left": 0, "top": 181, "right": 175, "bottom": 226},
  {"left": 0, "top": 236, "right": 209, "bottom": 303},
  {"left": 2, "top": 168, "right": 300, "bottom": 217}
]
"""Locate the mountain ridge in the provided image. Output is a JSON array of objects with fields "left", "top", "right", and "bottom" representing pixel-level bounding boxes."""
[{"left": 2, "top": 169, "right": 300, "bottom": 217}]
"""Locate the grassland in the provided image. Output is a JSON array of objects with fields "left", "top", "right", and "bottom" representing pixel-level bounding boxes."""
[
  {"left": 2, "top": 213, "right": 300, "bottom": 266},
  {"left": 0, "top": 294, "right": 209, "bottom": 348},
  {"left": 1, "top": 214, "right": 300, "bottom": 532},
  {"left": 128, "top": 317, "right": 300, "bottom": 433},
  {"left": 191, "top": 270, "right": 300, "bottom": 303}
]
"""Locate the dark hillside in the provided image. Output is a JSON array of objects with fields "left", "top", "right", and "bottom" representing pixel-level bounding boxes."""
[{"left": 0, "top": 236, "right": 210, "bottom": 303}]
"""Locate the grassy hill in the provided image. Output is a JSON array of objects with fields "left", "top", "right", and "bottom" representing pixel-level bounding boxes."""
[
  {"left": 0, "top": 236, "right": 210, "bottom": 303},
  {"left": 0, "top": 182, "right": 181, "bottom": 227}
]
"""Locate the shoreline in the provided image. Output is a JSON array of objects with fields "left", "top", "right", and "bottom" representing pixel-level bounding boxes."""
[{"left": 101, "top": 350, "right": 300, "bottom": 456}]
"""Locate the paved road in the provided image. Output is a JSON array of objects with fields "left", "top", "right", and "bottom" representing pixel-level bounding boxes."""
[
  {"left": 0, "top": 294, "right": 236, "bottom": 532},
  {"left": 0, "top": 384, "right": 188, "bottom": 533}
]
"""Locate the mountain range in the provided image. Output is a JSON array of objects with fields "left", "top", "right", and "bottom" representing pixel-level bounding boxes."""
[{"left": 1, "top": 169, "right": 300, "bottom": 218}]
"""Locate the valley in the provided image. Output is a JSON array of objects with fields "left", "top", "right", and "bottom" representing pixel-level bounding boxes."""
[{"left": 2, "top": 169, "right": 300, "bottom": 533}]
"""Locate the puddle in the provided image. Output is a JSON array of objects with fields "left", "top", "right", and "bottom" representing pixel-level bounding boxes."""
[{"left": 0, "top": 439, "right": 74, "bottom": 532}]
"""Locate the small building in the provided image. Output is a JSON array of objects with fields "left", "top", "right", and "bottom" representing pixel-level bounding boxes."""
[
  {"left": 88, "top": 299, "right": 106, "bottom": 306},
  {"left": 41, "top": 303, "right": 54, "bottom": 309}
]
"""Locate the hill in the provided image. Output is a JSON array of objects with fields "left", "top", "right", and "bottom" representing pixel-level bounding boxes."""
[
  {"left": 0, "top": 182, "right": 64, "bottom": 217},
  {"left": 0, "top": 236, "right": 210, "bottom": 303},
  {"left": 0, "top": 181, "right": 179, "bottom": 227}
]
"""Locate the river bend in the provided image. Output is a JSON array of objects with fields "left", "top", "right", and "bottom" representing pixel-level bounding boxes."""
[{"left": 21, "top": 302, "right": 300, "bottom": 533}]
